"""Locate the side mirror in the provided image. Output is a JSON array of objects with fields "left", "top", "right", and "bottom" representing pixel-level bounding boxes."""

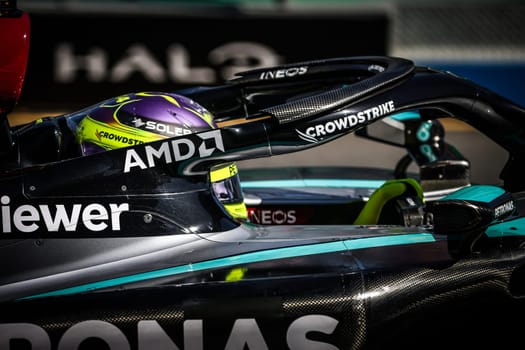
[
  {"left": 355, "top": 111, "right": 413, "bottom": 147},
  {"left": 420, "top": 159, "right": 471, "bottom": 196},
  {"left": 426, "top": 185, "right": 516, "bottom": 257},
  {"left": 356, "top": 110, "right": 450, "bottom": 166}
]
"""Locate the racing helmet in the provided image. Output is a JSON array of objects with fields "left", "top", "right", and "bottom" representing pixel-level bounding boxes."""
[
  {"left": 73, "top": 91, "right": 216, "bottom": 155},
  {"left": 70, "top": 91, "right": 247, "bottom": 221},
  {"left": 210, "top": 162, "right": 248, "bottom": 221}
]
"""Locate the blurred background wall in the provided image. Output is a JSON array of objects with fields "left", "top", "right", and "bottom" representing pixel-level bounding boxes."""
[
  {"left": 12, "top": 0, "right": 525, "bottom": 184},
  {"left": 14, "top": 0, "right": 524, "bottom": 114},
  {"left": 15, "top": 0, "right": 390, "bottom": 116}
]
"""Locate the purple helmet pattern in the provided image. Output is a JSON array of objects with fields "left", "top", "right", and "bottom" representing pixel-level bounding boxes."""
[{"left": 73, "top": 92, "right": 217, "bottom": 155}]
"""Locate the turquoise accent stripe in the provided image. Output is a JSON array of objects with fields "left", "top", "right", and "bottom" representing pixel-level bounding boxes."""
[
  {"left": 344, "top": 233, "right": 434, "bottom": 249},
  {"left": 241, "top": 179, "right": 385, "bottom": 189},
  {"left": 443, "top": 185, "right": 504, "bottom": 203},
  {"left": 485, "top": 217, "right": 525, "bottom": 238},
  {"left": 390, "top": 111, "right": 421, "bottom": 121},
  {"left": 24, "top": 233, "right": 434, "bottom": 300}
]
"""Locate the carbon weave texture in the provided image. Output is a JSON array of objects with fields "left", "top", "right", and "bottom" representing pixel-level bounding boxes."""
[
  {"left": 261, "top": 57, "right": 414, "bottom": 124},
  {"left": 283, "top": 279, "right": 367, "bottom": 350},
  {"left": 363, "top": 254, "right": 525, "bottom": 348}
]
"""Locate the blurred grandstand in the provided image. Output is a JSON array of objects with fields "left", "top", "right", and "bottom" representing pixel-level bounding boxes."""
[
  {"left": 14, "top": 0, "right": 525, "bottom": 121},
  {"left": 10, "top": 0, "right": 524, "bottom": 184}
]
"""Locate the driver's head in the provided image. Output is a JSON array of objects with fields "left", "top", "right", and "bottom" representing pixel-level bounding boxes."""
[
  {"left": 74, "top": 91, "right": 216, "bottom": 155},
  {"left": 210, "top": 162, "right": 248, "bottom": 221},
  {"left": 72, "top": 91, "right": 247, "bottom": 221}
]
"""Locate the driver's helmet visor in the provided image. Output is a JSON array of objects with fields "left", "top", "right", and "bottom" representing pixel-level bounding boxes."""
[{"left": 210, "top": 162, "right": 247, "bottom": 220}]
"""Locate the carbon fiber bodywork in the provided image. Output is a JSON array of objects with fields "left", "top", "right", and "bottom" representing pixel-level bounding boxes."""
[
  {"left": 2, "top": 237, "right": 525, "bottom": 349},
  {"left": 2, "top": 54, "right": 525, "bottom": 349}
]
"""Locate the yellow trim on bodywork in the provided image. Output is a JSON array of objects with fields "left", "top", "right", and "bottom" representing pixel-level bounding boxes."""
[
  {"left": 225, "top": 267, "right": 247, "bottom": 282},
  {"left": 353, "top": 178, "right": 423, "bottom": 225}
]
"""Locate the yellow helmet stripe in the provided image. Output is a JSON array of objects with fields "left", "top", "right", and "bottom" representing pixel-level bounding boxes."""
[
  {"left": 184, "top": 107, "right": 215, "bottom": 127},
  {"left": 136, "top": 92, "right": 181, "bottom": 107},
  {"left": 111, "top": 99, "right": 141, "bottom": 124},
  {"left": 78, "top": 116, "right": 164, "bottom": 150},
  {"left": 223, "top": 202, "right": 248, "bottom": 220},
  {"left": 210, "top": 163, "right": 239, "bottom": 182},
  {"left": 115, "top": 95, "right": 131, "bottom": 103}
]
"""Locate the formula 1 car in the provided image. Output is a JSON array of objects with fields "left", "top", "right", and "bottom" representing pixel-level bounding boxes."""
[
  {"left": 238, "top": 110, "right": 473, "bottom": 225},
  {"left": 3, "top": 8, "right": 525, "bottom": 349}
]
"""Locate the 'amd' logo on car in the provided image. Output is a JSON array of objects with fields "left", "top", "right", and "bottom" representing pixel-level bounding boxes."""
[{"left": 124, "top": 129, "right": 225, "bottom": 173}]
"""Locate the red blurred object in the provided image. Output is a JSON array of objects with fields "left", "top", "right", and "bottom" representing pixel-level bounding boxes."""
[{"left": 0, "top": 4, "right": 30, "bottom": 114}]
